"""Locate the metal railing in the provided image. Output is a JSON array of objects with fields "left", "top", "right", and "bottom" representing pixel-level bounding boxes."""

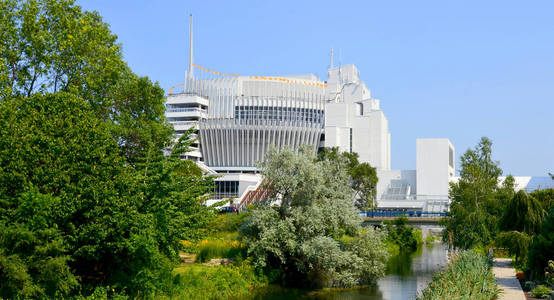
[
  {"left": 166, "top": 107, "right": 206, "bottom": 113},
  {"left": 170, "top": 121, "right": 198, "bottom": 126},
  {"left": 362, "top": 210, "right": 447, "bottom": 218}
]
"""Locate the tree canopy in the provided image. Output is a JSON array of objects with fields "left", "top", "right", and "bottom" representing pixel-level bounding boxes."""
[
  {"left": 442, "top": 137, "right": 514, "bottom": 249},
  {"left": 317, "top": 147, "right": 378, "bottom": 210},
  {"left": 240, "top": 147, "right": 388, "bottom": 288},
  {"left": 0, "top": 1, "right": 215, "bottom": 297}
]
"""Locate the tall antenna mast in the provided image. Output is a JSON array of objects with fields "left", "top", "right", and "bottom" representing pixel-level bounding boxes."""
[
  {"left": 188, "top": 14, "right": 193, "bottom": 78},
  {"left": 330, "top": 48, "right": 334, "bottom": 69}
]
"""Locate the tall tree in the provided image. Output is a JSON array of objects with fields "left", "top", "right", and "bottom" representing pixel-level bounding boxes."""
[
  {"left": 317, "top": 147, "right": 378, "bottom": 210},
  {"left": 496, "top": 190, "right": 545, "bottom": 266},
  {"left": 0, "top": 0, "right": 174, "bottom": 164},
  {"left": 0, "top": 92, "right": 214, "bottom": 297},
  {"left": 442, "top": 137, "right": 512, "bottom": 249}
]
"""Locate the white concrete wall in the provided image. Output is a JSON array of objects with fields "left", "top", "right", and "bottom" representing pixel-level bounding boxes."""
[
  {"left": 324, "top": 64, "right": 391, "bottom": 170},
  {"left": 416, "top": 138, "right": 455, "bottom": 196},
  {"left": 376, "top": 169, "right": 417, "bottom": 200}
]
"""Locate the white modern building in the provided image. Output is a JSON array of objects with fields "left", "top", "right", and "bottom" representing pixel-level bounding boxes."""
[{"left": 166, "top": 17, "right": 553, "bottom": 209}]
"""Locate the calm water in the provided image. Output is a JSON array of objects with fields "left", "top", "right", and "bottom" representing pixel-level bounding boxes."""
[{"left": 241, "top": 244, "right": 450, "bottom": 300}]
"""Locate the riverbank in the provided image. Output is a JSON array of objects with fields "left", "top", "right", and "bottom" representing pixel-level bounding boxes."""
[{"left": 417, "top": 250, "right": 500, "bottom": 300}]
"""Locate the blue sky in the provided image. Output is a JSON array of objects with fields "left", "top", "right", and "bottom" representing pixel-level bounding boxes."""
[{"left": 77, "top": 0, "right": 553, "bottom": 176}]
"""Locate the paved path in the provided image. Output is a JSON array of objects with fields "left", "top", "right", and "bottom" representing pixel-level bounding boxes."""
[{"left": 492, "top": 258, "right": 526, "bottom": 300}]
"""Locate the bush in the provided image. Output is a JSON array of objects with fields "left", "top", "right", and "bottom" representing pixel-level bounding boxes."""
[
  {"left": 417, "top": 250, "right": 500, "bottom": 300},
  {"left": 531, "top": 285, "right": 552, "bottom": 298},
  {"left": 385, "top": 216, "right": 420, "bottom": 251}
]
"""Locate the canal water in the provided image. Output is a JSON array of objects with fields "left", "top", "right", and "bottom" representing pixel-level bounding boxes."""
[{"left": 242, "top": 244, "right": 450, "bottom": 300}]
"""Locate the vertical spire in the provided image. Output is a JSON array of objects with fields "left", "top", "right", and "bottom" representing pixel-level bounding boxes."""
[
  {"left": 189, "top": 14, "right": 193, "bottom": 78},
  {"left": 330, "top": 48, "right": 334, "bottom": 69}
]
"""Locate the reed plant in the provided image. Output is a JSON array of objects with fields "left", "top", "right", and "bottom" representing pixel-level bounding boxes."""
[{"left": 417, "top": 250, "right": 500, "bottom": 300}]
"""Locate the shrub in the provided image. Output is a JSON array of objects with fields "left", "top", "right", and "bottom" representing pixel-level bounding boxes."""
[
  {"left": 385, "top": 216, "right": 420, "bottom": 251},
  {"left": 417, "top": 250, "right": 500, "bottom": 300},
  {"left": 531, "top": 285, "right": 552, "bottom": 298}
]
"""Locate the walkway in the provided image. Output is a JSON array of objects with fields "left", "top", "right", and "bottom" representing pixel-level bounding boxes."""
[{"left": 492, "top": 258, "right": 526, "bottom": 300}]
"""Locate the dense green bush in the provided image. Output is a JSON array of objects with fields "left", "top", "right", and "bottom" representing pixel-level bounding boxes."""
[
  {"left": 385, "top": 216, "right": 421, "bottom": 251},
  {"left": 240, "top": 147, "right": 388, "bottom": 288},
  {"left": 531, "top": 285, "right": 552, "bottom": 298},
  {"left": 417, "top": 250, "right": 500, "bottom": 300},
  {"left": 527, "top": 207, "right": 554, "bottom": 279}
]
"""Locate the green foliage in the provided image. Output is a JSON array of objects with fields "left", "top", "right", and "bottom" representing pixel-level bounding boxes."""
[
  {"left": 527, "top": 207, "right": 554, "bottom": 280},
  {"left": 545, "top": 260, "right": 554, "bottom": 286},
  {"left": 241, "top": 147, "right": 388, "bottom": 288},
  {"left": 0, "top": 189, "right": 79, "bottom": 298},
  {"left": 385, "top": 216, "right": 420, "bottom": 251},
  {"left": 443, "top": 137, "right": 513, "bottom": 249},
  {"left": 195, "top": 240, "right": 247, "bottom": 263},
  {"left": 530, "top": 188, "right": 554, "bottom": 212},
  {"left": 531, "top": 285, "right": 552, "bottom": 298},
  {"left": 425, "top": 234, "right": 438, "bottom": 245},
  {"left": 0, "top": 92, "right": 214, "bottom": 297},
  {"left": 496, "top": 231, "right": 531, "bottom": 268},
  {"left": 417, "top": 250, "right": 500, "bottom": 300},
  {"left": 500, "top": 190, "right": 545, "bottom": 235},
  {"left": 169, "top": 263, "right": 268, "bottom": 300},
  {"left": 0, "top": 0, "right": 174, "bottom": 165},
  {"left": 317, "top": 147, "right": 378, "bottom": 210},
  {"left": 495, "top": 190, "right": 545, "bottom": 270}
]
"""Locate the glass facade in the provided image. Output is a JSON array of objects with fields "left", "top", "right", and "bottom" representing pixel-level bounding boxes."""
[
  {"left": 213, "top": 181, "right": 239, "bottom": 199},
  {"left": 234, "top": 105, "right": 324, "bottom": 125}
]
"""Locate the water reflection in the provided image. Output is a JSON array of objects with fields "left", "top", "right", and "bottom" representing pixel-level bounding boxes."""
[{"left": 242, "top": 244, "right": 449, "bottom": 300}]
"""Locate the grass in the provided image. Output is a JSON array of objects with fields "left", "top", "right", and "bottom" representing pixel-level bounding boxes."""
[
  {"left": 164, "top": 213, "right": 267, "bottom": 299},
  {"left": 166, "top": 263, "right": 267, "bottom": 300},
  {"left": 417, "top": 250, "right": 500, "bottom": 300},
  {"left": 195, "top": 239, "right": 247, "bottom": 263}
]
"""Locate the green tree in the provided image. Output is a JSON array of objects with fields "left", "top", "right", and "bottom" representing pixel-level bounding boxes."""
[
  {"left": 527, "top": 207, "right": 554, "bottom": 280},
  {"left": 0, "top": 0, "right": 174, "bottom": 164},
  {"left": 496, "top": 191, "right": 545, "bottom": 267},
  {"left": 442, "top": 137, "right": 511, "bottom": 249},
  {"left": 0, "top": 93, "right": 214, "bottom": 297},
  {"left": 500, "top": 191, "right": 545, "bottom": 235},
  {"left": 240, "top": 147, "right": 388, "bottom": 288},
  {"left": 385, "top": 216, "right": 420, "bottom": 251},
  {"left": 0, "top": 189, "right": 78, "bottom": 298},
  {"left": 317, "top": 147, "right": 378, "bottom": 210}
]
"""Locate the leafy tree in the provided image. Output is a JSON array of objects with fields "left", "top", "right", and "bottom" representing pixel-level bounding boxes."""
[
  {"left": 385, "top": 216, "right": 420, "bottom": 251},
  {"left": 240, "top": 147, "right": 388, "bottom": 288},
  {"left": 530, "top": 188, "right": 554, "bottom": 212},
  {"left": 0, "top": 189, "right": 78, "bottom": 298},
  {"left": 527, "top": 207, "right": 554, "bottom": 280},
  {"left": 442, "top": 137, "right": 512, "bottom": 249},
  {"left": 317, "top": 147, "right": 378, "bottom": 210},
  {"left": 0, "top": 0, "right": 174, "bottom": 164},
  {"left": 496, "top": 191, "right": 545, "bottom": 267},
  {"left": 500, "top": 191, "right": 545, "bottom": 235},
  {"left": 0, "top": 93, "right": 214, "bottom": 297}
]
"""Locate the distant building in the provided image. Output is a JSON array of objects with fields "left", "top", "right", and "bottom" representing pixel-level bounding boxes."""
[{"left": 165, "top": 18, "right": 553, "bottom": 209}]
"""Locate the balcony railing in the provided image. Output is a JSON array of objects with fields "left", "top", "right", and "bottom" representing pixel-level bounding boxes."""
[
  {"left": 166, "top": 107, "right": 206, "bottom": 113},
  {"left": 171, "top": 121, "right": 198, "bottom": 126}
]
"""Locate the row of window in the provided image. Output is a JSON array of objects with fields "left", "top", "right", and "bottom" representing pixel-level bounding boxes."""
[
  {"left": 234, "top": 106, "right": 324, "bottom": 124},
  {"left": 213, "top": 181, "right": 239, "bottom": 199}
]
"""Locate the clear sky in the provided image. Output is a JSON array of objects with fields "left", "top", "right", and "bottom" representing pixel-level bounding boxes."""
[{"left": 77, "top": 0, "right": 553, "bottom": 176}]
